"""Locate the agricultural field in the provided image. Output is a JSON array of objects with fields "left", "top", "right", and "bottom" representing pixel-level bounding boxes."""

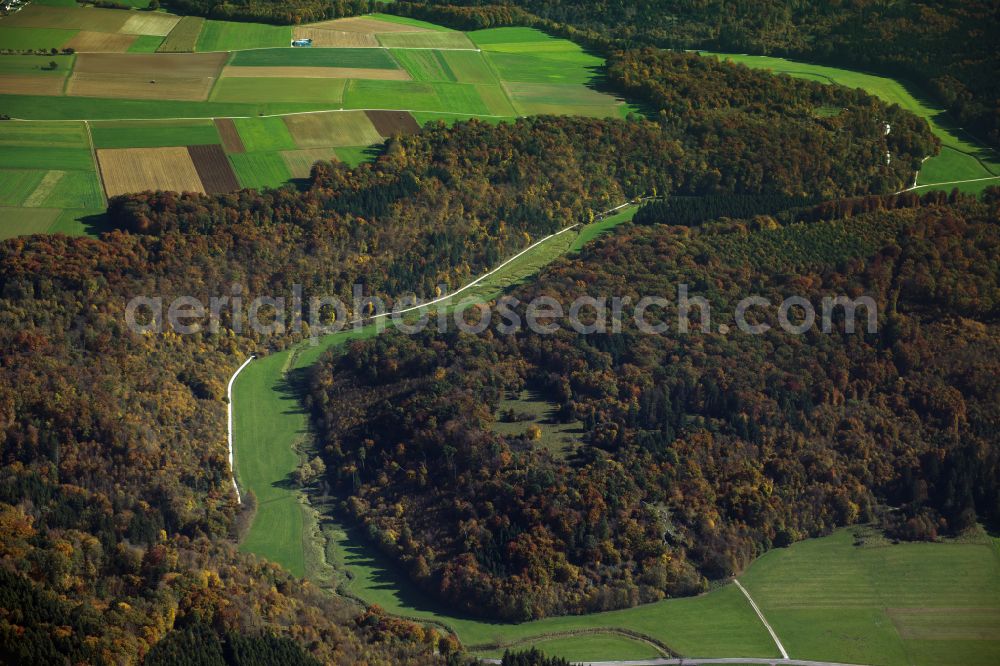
[
  {"left": 333, "top": 144, "right": 383, "bottom": 167},
  {"left": 209, "top": 77, "right": 348, "bottom": 105},
  {"left": 194, "top": 20, "right": 291, "bottom": 52},
  {"left": 0, "top": 17, "right": 628, "bottom": 121},
  {"left": 343, "top": 79, "right": 497, "bottom": 116},
  {"left": 126, "top": 35, "right": 164, "bottom": 53},
  {"left": 0, "top": 5, "right": 131, "bottom": 33},
  {"left": 157, "top": 16, "right": 204, "bottom": 53},
  {"left": 291, "top": 27, "right": 378, "bottom": 48},
  {"left": 89, "top": 119, "right": 221, "bottom": 148},
  {"left": 310, "top": 14, "right": 447, "bottom": 34},
  {"left": 0, "top": 54, "right": 76, "bottom": 74},
  {"left": 231, "top": 116, "right": 296, "bottom": 152},
  {"left": 281, "top": 148, "right": 339, "bottom": 179},
  {"left": 118, "top": 12, "right": 179, "bottom": 37},
  {"left": 441, "top": 49, "right": 500, "bottom": 84},
  {"left": 390, "top": 48, "right": 500, "bottom": 85},
  {"left": 0, "top": 10, "right": 637, "bottom": 238},
  {"left": 0, "top": 120, "right": 105, "bottom": 233},
  {"left": 214, "top": 118, "right": 245, "bottom": 152},
  {"left": 702, "top": 52, "right": 1000, "bottom": 193},
  {"left": 221, "top": 66, "right": 410, "bottom": 80},
  {"left": 365, "top": 109, "right": 420, "bottom": 136},
  {"left": 96, "top": 146, "right": 205, "bottom": 197},
  {"left": 63, "top": 30, "right": 138, "bottom": 53},
  {"left": 375, "top": 30, "right": 475, "bottom": 49},
  {"left": 0, "top": 54, "right": 70, "bottom": 95},
  {"left": 0, "top": 206, "right": 63, "bottom": 239},
  {"left": 229, "top": 47, "right": 399, "bottom": 69},
  {"left": 0, "top": 25, "right": 78, "bottom": 50},
  {"left": 187, "top": 144, "right": 240, "bottom": 193},
  {"left": 227, "top": 151, "right": 292, "bottom": 190},
  {"left": 283, "top": 110, "right": 383, "bottom": 147},
  {"left": 505, "top": 81, "right": 631, "bottom": 117},
  {"left": 67, "top": 52, "right": 228, "bottom": 101}
]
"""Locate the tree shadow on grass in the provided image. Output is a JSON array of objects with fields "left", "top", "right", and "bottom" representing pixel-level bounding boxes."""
[
  {"left": 330, "top": 515, "right": 514, "bottom": 630},
  {"left": 79, "top": 212, "right": 114, "bottom": 236}
]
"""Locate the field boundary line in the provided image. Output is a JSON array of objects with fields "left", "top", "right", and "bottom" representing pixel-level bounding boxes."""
[
  {"left": 8, "top": 107, "right": 517, "bottom": 123},
  {"left": 82, "top": 121, "right": 108, "bottom": 206},
  {"left": 479, "top": 657, "right": 864, "bottom": 666},
  {"left": 469, "top": 627, "right": 675, "bottom": 658},
  {"left": 734, "top": 579, "right": 788, "bottom": 660},
  {"left": 227, "top": 355, "right": 255, "bottom": 504},
  {"left": 900, "top": 174, "right": 1000, "bottom": 193},
  {"left": 190, "top": 46, "right": 482, "bottom": 54}
]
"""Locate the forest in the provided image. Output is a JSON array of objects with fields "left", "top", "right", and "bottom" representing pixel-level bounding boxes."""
[
  {"left": 305, "top": 192, "right": 1000, "bottom": 621},
  {"left": 0, "top": 22, "right": 957, "bottom": 665},
  {"left": 166, "top": 0, "right": 381, "bottom": 24},
  {"left": 394, "top": 0, "right": 1000, "bottom": 151}
]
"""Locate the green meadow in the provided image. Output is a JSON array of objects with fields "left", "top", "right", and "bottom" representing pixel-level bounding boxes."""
[
  {"left": 343, "top": 79, "right": 491, "bottom": 115},
  {"left": 127, "top": 35, "right": 165, "bottom": 53},
  {"left": 210, "top": 78, "right": 348, "bottom": 105},
  {"left": 0, "top": 25, "right": 77, "bottom": 50},
  {"left": 376, "top": 31, "right": 475, "bottom": 50},
  {"left": 743, "top": 527, "right": 1000, "bottom": 666},
  {"left": 195, "top": 20, "right": 291, "bottom": 52},
  {"left": 89, "top": 119, "right": 221, "bottom": 148},
  {"left": 366, "top": 13, "right": 455, "bottom": 32},
  {"left": 228, "top": 151, "right": 292, "bottom": 190},
  {"left": 0, "top": 170, "right": 46, "bottom": 206},
  {"left": 232, "top": 116, "right": 298, "bottom": 152},
  {"left": 0, "top": 206, "right": 62, "bottom": 238},
  {"left": 0, "top": 54, "right": 74, "bottom": 74},
  {"left": 0, "top": 94, "right": 337, "bottom": 120},
  {"left": 229, "top": 47, "right": 398, "bottom": 69}
]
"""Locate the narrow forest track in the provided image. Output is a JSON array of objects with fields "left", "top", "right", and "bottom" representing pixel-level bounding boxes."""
[
  {"left": 480, "top": 657, "right": 864, "bottom": 666},
  {"left": 734, "top": 580, "right": 789, "bottom": 660}
]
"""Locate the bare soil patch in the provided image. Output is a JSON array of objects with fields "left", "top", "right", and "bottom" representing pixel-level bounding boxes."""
[
  {"left": 365, "top": 110, "right": 420, "bottom": 137},
  {"left": 214, "top": 118, "right": 245, "bottom": 153},
  {"left": 187, "top": 144, "right": 240, "bottom": 193}
]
